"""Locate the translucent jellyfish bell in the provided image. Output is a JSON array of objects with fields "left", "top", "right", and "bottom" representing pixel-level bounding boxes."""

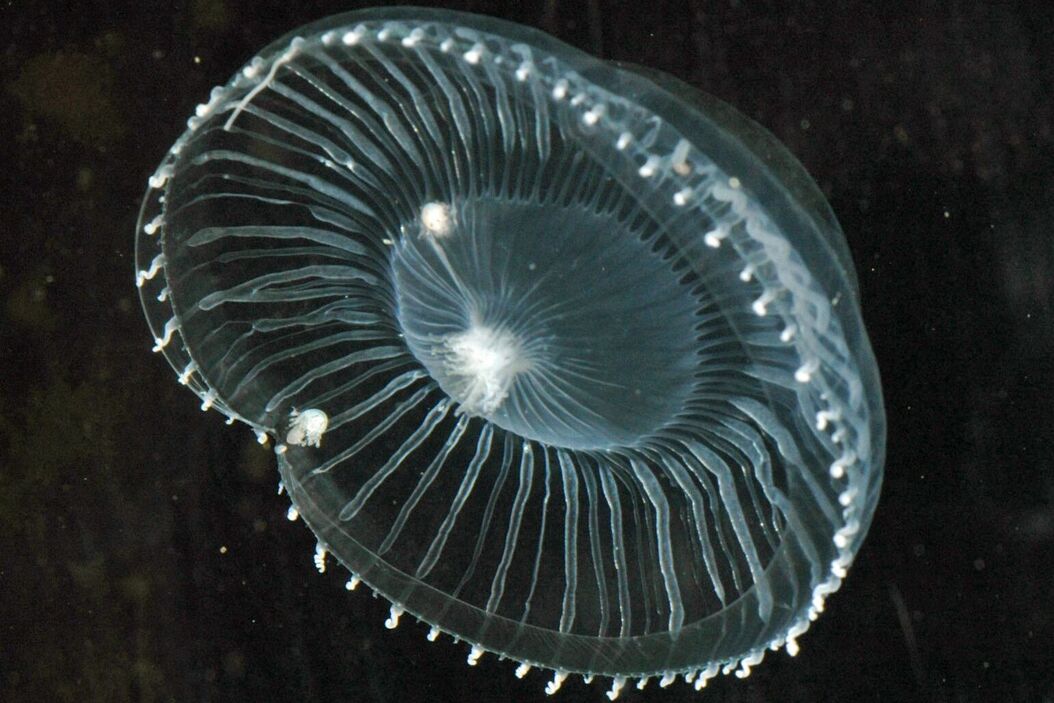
[{"left": 135, "top": 7, "right": 885, "bottom": 695}]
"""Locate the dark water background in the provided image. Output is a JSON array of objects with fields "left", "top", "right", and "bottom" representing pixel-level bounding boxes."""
[{"left": 2, "top": 1, "right": 1052, "bottom": 701}]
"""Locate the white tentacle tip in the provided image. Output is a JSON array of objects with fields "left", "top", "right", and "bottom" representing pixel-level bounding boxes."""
[
  {"left": 385, "top": 605, "right": 404, "bottom": 629},
  {"left": 545, "top": 670, "right": 568, "bottom": 695},
  {"left": 313, "top": 543, "right": 327, "bottom": 573}
]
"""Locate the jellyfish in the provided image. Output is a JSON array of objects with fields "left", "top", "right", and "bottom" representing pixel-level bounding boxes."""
[{"left": 135, "top": 8, "right": 884, "bottom": 697}]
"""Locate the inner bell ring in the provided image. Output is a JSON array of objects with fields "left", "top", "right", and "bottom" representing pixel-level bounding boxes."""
[{"left": 392, "top": 197, "right": 701, "bottom": 451}]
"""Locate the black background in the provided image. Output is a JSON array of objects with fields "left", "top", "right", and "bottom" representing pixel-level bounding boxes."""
[{"left": 2, "top": 1, "right": 1052, "bottom": 701}]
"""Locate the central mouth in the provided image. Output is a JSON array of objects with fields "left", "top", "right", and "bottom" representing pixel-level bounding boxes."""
[{"left": 436, "top": 314, "right": 534, "bottom": 417}]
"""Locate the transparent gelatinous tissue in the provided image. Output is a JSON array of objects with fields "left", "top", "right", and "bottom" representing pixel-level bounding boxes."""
[{"left": 135, "top": 7, "right": 884, "bottom": 696}]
